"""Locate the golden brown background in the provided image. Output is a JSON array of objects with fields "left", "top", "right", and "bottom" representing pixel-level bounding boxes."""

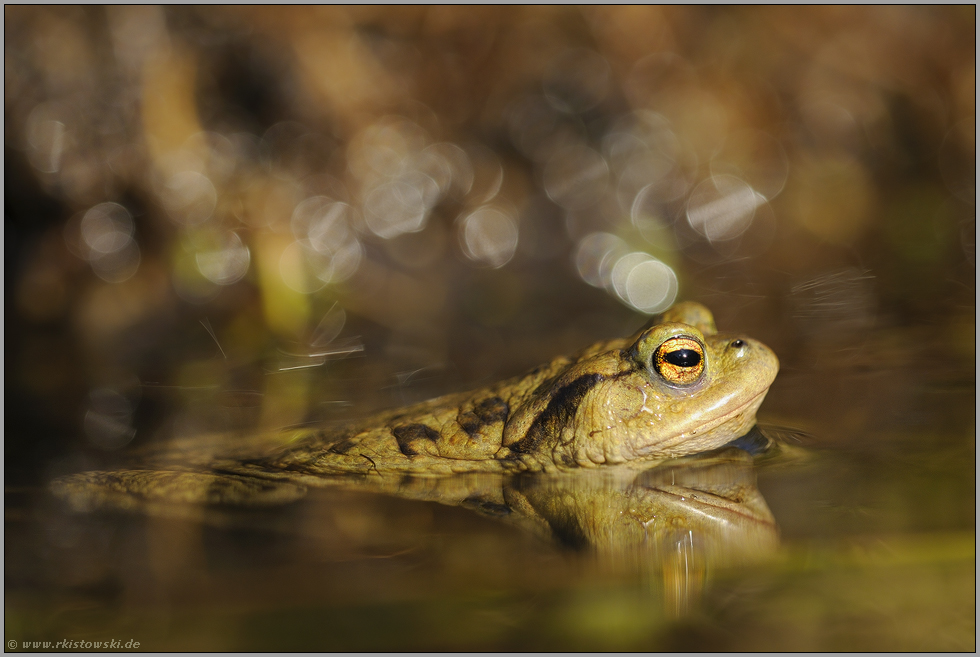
[{"left": 5, "top": 6, "right": 975, "bottom": 651}]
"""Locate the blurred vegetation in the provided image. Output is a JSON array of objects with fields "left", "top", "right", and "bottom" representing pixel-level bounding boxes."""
[
  {"left": 7, "top": 6, "right": 974, "bottom": 482},
  {"left": 4, "top": 3, "right": 974, "bottom": 487}
]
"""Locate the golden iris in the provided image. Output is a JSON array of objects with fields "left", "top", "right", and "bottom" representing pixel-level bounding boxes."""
[{"left": 654, "top": 337, "right": 704, "bottom": 385}]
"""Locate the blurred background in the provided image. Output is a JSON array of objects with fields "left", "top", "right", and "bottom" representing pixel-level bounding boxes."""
[
  {"left": 6, "top": 4, "right": 973, "bottom": 478},
  {"left": 4, "top": 6, "right": 976, "bottom": 650}
]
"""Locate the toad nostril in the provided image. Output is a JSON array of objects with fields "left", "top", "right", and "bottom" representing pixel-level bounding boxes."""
[{"left": 731, "top": 339, "right": 745, "bottom": 348}]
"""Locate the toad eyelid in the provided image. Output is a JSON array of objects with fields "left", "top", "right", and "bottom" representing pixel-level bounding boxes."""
[{"left": 657, "top": 335, "right": 704, "bottom": 354}]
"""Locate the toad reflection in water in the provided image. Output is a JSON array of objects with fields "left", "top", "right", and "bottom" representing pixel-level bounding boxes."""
[{"left": 54, "top": 445, "right": 779, "bottom": 614}]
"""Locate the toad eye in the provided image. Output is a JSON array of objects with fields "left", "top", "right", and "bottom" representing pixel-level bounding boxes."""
[{"left": 654, "top": 337, "right": 705, "bottom": 386}]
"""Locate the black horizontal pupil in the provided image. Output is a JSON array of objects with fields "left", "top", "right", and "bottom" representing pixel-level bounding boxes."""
[{"left": 663, "top": 349, "right": 701, "bottom": 368}]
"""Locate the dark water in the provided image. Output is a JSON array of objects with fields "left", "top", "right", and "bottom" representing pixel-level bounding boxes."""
[
  {"left": 6, "top": 311, "right": 975, "bottom": 651},
  {"left": 4, "top": 6, "right": 975, "bottom": 652}
]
